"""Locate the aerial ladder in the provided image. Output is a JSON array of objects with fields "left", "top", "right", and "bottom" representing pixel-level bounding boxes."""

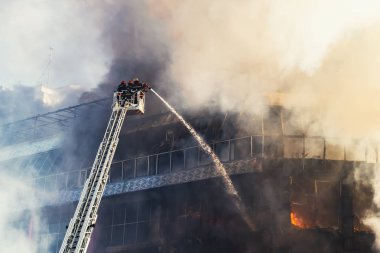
[{"left": 59, "top": 83, "right": 149, "bottom": 253}]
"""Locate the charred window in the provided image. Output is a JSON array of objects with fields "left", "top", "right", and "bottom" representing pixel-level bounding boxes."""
[
  {"left": 123, "top": 159, "right": 135, "bottom": 179},
  {"left": 110, "top": 162, "right": 123, "bottom": 182},
  {"left": 185, "top": 147, "right": 198, "bottom": 169},
  {"left": 157, "top": 152, "right": 171, "bottom": 174},
  {"left": 230, "top": 137, "right": 251, "bottom": 161},
  {"left": 171, "top": 150, "right": 185, "bottom": 172},
  {"left": 94, "top": 199, "right": 157, "bottom": 249},
  {"left": 136, "top": 157, "right": 149, "bottom": 177}
]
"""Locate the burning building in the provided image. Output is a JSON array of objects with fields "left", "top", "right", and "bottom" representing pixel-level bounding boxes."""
[
  {"left": 0, "top": 93, "right": 376, "bottom": 253},
  {"left": 2, "top": 0, "right": 380, "bottom": 252}
]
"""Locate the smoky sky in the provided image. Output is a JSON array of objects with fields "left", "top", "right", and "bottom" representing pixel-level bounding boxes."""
[
  {"left": 1, "top": 0, "right": 171, "bottom": 131},
  {"left": 99, "top": 3, "right": 169, "bottom": 85},
  {"left": 61, "top": 0, "right": 171, "bottom": 170},
  {"left": 75, "top": 1, "right": 171, "bottom": 105},
  {"left": 0, "top": 84, "right": 91, "bottom": 126},
  {"left": 0, "top": 85, "right": 46, "bottom": 124},
  {"left": 0, "top": 1, "right": 109, "bottom": 89}
]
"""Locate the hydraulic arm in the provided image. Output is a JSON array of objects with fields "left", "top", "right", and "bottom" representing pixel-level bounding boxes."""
[{"left": 59, "top": 90, "right": 146, "bottom": 253}]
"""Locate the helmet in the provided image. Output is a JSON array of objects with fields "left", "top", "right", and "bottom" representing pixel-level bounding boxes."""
[
  {"left": 133, "top": 77, "right": 139, "bottom": 83},
  {"left": 120, "top": 80, "right": 126, "bottom": 85},
  {"left": 128, "top": 80, "right": 133, "bottom": 84}
]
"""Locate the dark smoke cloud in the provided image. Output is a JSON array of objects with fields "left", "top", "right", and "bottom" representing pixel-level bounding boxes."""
[
  {"left": 62, "top": 0, "right": 171, "bottom": 169},
  {"left": 91, "top": 0, "right": 170, "bottom": 92},
  {"left": 76, "top": 0, "right": 171, "bottom": 105}
]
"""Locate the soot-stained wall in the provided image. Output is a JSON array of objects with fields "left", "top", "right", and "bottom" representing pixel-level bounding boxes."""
[{"left": 42, "top": 159, "right": 375, "bottom": 253}]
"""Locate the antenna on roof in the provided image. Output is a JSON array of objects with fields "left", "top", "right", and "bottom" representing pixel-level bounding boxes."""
[
  {"left": 46, "top": 47, "right": 54, "bottom": 86},
  {"left": 37, "top": 47, "right": 54, "bottom": 87}
]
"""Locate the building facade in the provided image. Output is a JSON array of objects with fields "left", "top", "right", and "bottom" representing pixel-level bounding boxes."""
[{"left": 0, "top": 100, "right": 376, "bottom": 253}]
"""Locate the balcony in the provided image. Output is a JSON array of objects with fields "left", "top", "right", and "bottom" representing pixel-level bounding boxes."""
[{"left": 29, "top": 133, "right": 379, "bottom": 205}]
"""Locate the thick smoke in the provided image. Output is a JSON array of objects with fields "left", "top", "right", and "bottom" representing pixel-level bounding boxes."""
[
  {"left": 0, "top": 84, "right": 87, "bottom": 125},
  {"left": 0, "top": 0, "right": 112, "bottom": 123},
  {"left": 60, "top": 0, "right": 170, "bottom": 168},
  {"left": 146, "top": 0, "right": 380, "bottom": 248},
  {"left": 5, "top": 0, "right": 380, "bottom": 251},
  {"left": 0, "top": 0, "right": 109, "bottom": 89},
  {"left": 53, "top": 0, "right": 380, "bottom": 250},
  {"left": 0, "top": 1, "right": 109, "bottom": 252},
  {"left": 0, "top": 85, "right": 60, "bottom": 251},
  {"left": 0, "top": 160, "right": 57, "bottom": 253},
  {"left": 365, "top": 165, "right": 380, "bottom": 249},
  {"left": 284, "top": 24, "right": 380, "bottom": 140},
  {"left": 0, "top": 86, "right": 46, "bottom": 124},
  {"left": 0, "top": 175, "right": 36, "bottom": 253},
  {"left": 150, "top": 0, "right": 380, "bottom": 137}
]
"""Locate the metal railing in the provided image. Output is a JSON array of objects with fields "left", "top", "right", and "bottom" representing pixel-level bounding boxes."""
[{"left": 30, "top": 134, "right": 379, "bottom": 192}]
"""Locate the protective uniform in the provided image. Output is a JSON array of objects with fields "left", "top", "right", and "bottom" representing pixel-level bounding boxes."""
[
  {"left": 116, "top": 78, "right": 150, "bottom": 105},
  {"left": 117, "top": 80, "right": 127, "bottom": 92}
]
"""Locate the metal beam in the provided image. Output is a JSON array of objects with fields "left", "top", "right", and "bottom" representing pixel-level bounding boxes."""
[{"left": 0, "top": 98, "right": 109, "bottom": 145}]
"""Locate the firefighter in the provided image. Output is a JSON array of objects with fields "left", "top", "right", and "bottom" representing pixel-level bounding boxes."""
[
  {"left": 133, "top": 77, "right": 143, "bottom": 89},
  {"left": 115, "top": 80, "right": 128, "bottom": 103},
  {"left": 117, "top": 80, "right": 127, "bottom": 92},
  {"left": 128, "top": 78, "right": 140, "bottom": 104},
  {"left": 121, "top": 80, "right": 133, "bottom": 101},
  {"left": 142, "top": 82, "right": 151, "bottom": 92},
  {"left": 122, "top": 77, "right": 151, "bottom": 104},
  {"left": 127, "top": 80, "right": 133, "bottom": 88}
]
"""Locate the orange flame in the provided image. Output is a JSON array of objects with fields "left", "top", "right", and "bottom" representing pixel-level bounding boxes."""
[{"left": 290, "top": 211, "right": 308, "bottom": 229}]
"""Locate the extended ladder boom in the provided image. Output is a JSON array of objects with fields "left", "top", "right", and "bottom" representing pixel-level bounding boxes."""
[{"left": 59, "top": 91, "right": 144, "bottom": 253}]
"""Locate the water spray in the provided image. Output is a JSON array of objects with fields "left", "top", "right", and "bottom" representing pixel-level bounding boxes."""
[{"left": 151, "top": 89, "right": 254, "bottom": 230}]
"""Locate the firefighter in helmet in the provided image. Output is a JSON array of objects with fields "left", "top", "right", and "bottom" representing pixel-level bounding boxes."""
[
  {"left": 132, "top": 77, "right": 142, "bottom": 88},
  {"left": 142, "top": 82, "right": 151, "bottom": 92},
  {"left": 117, "top": 80, "right": 127, "bottom": 92},
  {"left": 116, "top": 77, "right": 151, "bottom": 105},
  {"left": 116, "top": 80, "right": 128, "bottom": 102},
  {"left": 127, "top": 80, "right": 133, "bottom": 88}
]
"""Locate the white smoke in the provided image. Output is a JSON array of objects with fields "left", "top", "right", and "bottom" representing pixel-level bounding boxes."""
[
  {"left": 148, "top": 0, "right": 377, "bottom": 105},
  {"left": 0, "top": 0, "right": 110, "bottom": 90},
  {"left": 0, "top": 164, "right": 55, "bottom": 253},
  {"left": 39, "top": 85, "right": 85, "bottom": 107}
]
